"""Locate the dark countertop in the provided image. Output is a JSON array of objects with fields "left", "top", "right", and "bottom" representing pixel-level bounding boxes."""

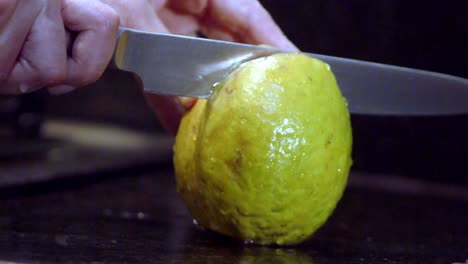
[{"left": 0, "top": 166, "right": 466, "bottom": 264}]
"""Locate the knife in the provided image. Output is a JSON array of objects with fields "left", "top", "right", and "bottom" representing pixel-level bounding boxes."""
[{"left": 112, "top": 27, "right": 468, "bottom": 116}]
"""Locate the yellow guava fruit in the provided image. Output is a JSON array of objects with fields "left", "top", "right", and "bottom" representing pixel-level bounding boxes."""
[{"left": 173, "top": 53, "right": 352, "bottom": 245}]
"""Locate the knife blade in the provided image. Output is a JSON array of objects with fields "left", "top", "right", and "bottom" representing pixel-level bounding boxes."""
[{"left": 112, "top": 27, "right": 468, "bottom": 116}]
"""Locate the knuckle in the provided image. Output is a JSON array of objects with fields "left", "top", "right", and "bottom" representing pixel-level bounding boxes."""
[{"left": 95, "top": 4, "right": 120, "bottom": 31}]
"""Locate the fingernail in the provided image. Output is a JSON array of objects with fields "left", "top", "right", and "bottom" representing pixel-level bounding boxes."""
[{"left": 48, "top": 85, "right": 76, "bottom": 95}]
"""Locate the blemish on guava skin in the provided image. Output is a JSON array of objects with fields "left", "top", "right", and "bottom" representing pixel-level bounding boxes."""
[
  {"left": 229, "top": 149, "right": 243, "bottom": 177},
  {"left": 199, "top": 176, "right": 207, "bottom": 185},
  {"left": 235, "top": 149, "right": 243, "bottom": 167},
  {"left": 326, "top": 134, "right": 333, "bottom": 146}
]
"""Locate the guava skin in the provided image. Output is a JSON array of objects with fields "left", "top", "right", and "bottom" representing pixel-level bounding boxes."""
[{"left": 173, "top": 53, "right": 352, "bottom": 245}]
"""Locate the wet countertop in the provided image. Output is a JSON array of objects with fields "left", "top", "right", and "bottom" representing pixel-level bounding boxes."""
[{"left": 0, "top": 166, "right": 467, "bottom": 263}]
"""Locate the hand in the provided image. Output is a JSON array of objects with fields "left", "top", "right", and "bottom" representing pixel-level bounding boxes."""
[
  {"left": 0, "top": 0, "right": 119, "bottom": 95},
  {"left": 103, "top": 0, "right": 298, "bottom": 134}
]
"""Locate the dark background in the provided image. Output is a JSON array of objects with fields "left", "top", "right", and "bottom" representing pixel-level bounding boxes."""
[{"left": 261, "top": 0, "right": 468, "bottom": 78}]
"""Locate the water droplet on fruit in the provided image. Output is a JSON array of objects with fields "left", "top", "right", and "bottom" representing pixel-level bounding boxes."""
[
  {"left": 244, "top": 239, "right": 255, "bottom": 245},
  {"left": 137, "top": 212, "right": 145, "bottom": 219}
]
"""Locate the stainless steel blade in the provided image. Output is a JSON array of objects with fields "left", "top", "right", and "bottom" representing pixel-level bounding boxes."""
[
  {"left": 112, "top": 27, "right": 468, "bottom": 116},
  {"left": 113, "top": 27, "right": 279, "bottom": 98},
  {"left": 311, "top": 54, "right": 468, "bottom": 115}
]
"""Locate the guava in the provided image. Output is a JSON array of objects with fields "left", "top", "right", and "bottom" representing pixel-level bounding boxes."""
[{"left": 173, "top": 53, "right": 352, "bottom": 245}]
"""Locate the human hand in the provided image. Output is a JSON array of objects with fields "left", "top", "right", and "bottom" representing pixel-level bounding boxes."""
[
  {"left": 103, "top": 0, "right": 298, "bottom": 134},
  {"left": 0, "top": 0, "right": 119, "bottom": 95}
]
